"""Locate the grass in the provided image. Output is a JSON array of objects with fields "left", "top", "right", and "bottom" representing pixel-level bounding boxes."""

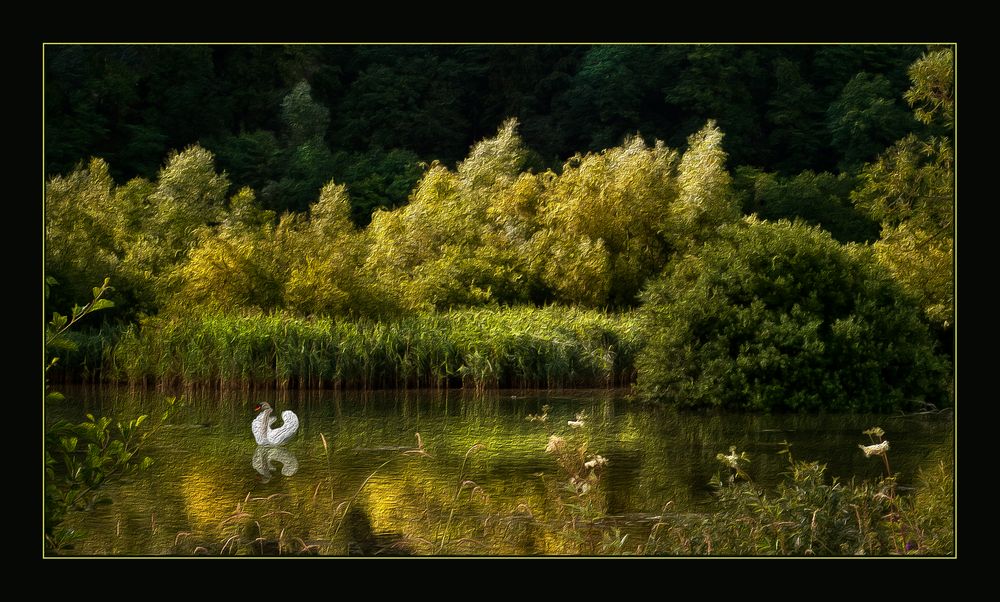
[{"left": 57, "top": 306, "right": 642, "bottom": 390}]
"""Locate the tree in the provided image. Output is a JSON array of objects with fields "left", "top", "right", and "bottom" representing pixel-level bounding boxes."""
[
  {"left": 665, "top": 121, "right": 740, "bottom": 252},
  {"left": 540, "top": 133, "right": 679, "bottom": 306},
  {"left": 851, "top": 48, "right": 954, "bottom": 333},
  {"left": 284, "top": 181, "right": 377, "bottom": 316},
  {"left": 827, "top": 72, "right": 913, "bottom": 170},
  {"left": 733, "top": 167, "right": 879, "bottom": 244},
  {"left": 904, "top": 48, "right": 954, "bottom": 131},
  {"left": 766, "top": 58, "right": 824, "bottom": 174},
  {"left": 637, "top": 218, "right": 948, "bottom": 412},
  {"left": 258, "top": 81, "right": 337, "bottom": 213},
  {"left": 281, "top": 80, "right": 330, "bottom": 147},
  {"left": 663, "top": 46, "right": 766, "bottom": 167}
]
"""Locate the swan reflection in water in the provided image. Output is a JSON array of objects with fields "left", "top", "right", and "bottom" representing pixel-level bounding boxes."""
[{"left": 252, "top": 445, "right": 299, "bottom": 482}]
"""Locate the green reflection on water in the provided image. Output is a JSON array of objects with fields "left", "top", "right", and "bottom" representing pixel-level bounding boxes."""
[{"left": 47, "top": 386, "right": 953, "bottom": 556}]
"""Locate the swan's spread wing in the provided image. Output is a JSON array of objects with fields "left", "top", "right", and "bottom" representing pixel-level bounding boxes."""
[{"left": 266, "top": 410, "right": 300, "bottom": 446}]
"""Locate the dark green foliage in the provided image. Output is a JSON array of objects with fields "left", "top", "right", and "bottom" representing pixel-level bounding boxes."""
[
  {"left": 662, "top": 45, "right": 767, "bottom": 167},
  {"left": 827, "top": 72, "right": 915, "bottom": 170},
  {"left": 636, "top": 218, "right": 948, "bottom": 411},
  {"left": 46, "top": 44, "right": 925, "bottom": 220},
  {"left": 330, "top": 148, "right": 423, "bottom": 225},
  {"left": 766, "top": 58, "right": 824, "bottom": 174},
  {"left": 734, "top": 167, "right": 879, "bottom": 243}
]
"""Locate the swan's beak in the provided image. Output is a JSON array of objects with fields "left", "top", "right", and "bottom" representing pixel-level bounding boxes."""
[{"left": 253, "top": 403, "right": 262, "bottom": 412}]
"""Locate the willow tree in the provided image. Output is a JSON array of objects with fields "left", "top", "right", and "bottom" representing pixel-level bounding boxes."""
[
  {"left": 45, "top": 158, "right": 122, "bottom": 312},
  {"left": 539, "top": 133, "right": 680, "bottom": 306},
  {"left": 165, "top": 187, "right": 289, "bottom": 313},
  {"left": 852, "top": 48, "right": 954, "bottom": 333},
  {"left": 46, "top": 145, "right": 230, "bottom": 316},
  {"left": 363, "top": 119, "right": 543, "bottom": 311},
  {"left": 666, "top": 121, "right": 740, "bottom": 252},
  {"left": 284, "top": 181, "right": 380, "bottom": 316}
]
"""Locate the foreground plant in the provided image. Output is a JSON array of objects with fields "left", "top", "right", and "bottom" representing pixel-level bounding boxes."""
[
  {"left": 541, "top": 416, "right": 613, "bottom": 553},
  {"left": 644, "top": 433, "right": 952, "bottom": 556},
  {"left": 44, "top": 278, "right": 181, "bottom": 553}
]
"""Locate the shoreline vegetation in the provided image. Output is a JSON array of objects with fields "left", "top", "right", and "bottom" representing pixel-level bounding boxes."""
[
  {"left": 45, "top": 47, "right": 954, "bottom": 412},
  {"left": 53, "top": 307, "right": 642, "bottom": 391},
  {"left": 45, "top": 45, "right": 955, "bottom": 555}
]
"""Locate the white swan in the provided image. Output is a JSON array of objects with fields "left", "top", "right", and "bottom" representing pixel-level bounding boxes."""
[{"left": 252, "top": 402, "right": 299, "bottom": 446}]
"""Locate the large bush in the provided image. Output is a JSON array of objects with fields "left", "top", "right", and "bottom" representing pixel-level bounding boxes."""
[{"left": 636, "top": 217, "right": 948, "bottom": 411}]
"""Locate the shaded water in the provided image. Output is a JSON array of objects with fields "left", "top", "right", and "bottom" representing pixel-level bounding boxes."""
[{"left": 47, "top": 386, "right": 953, "bottom": 556}]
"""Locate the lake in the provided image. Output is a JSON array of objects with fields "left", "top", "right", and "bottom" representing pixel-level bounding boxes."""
[{"left": 46, "top": 386, "right": 954, "bottom": 556}]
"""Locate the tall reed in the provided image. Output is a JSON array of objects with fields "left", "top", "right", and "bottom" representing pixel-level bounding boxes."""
[{"left": 90, "top": 306, "right": 641, "bottom": 390}]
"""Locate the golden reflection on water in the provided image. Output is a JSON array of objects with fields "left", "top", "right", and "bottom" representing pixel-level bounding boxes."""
[{"left": 49, "top": 387, "right": 953, "bottom": 556}]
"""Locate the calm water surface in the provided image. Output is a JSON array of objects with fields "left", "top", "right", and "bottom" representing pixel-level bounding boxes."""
[{"left": 47, "top": 386, "right": 953, "bottom": 556}]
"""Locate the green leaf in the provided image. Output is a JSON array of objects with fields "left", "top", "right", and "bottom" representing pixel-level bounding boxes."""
[
  {"left": 50, "top": 313, "right": 67, "bottom": 330},
  {"left": 90, "top": 299, "right": 115, "bottom": 311},
  {"left": 135, "top": 415, "right": 147, "bottom": 428},
  {"left": 140, "top": 457, "right": 154, "bottom": 471},
  {"left": 46, "top": 391, "right": 65, "bottom": 402},
  {"left": 61, "top": 437, "right": 78, "bottom": 452},
  {"left": 46, "top": 276, "right": 59, "bottom": 286}
]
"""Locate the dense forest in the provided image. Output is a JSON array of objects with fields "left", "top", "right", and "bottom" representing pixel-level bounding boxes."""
[
  {"left": 46, "top": 45, "right": 926, "bottom": 221},
  {"left": 44, "top": 44, "right": 954, "bottom": 411}
]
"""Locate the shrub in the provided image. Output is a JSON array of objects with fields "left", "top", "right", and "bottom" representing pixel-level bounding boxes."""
[{"left": 636, "top": 217, "right": 948, "bottom": 411}]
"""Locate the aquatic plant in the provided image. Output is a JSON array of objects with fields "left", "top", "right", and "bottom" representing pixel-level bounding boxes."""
[{"left": 99, "top": 306, "right": 641, "bottom": 390}]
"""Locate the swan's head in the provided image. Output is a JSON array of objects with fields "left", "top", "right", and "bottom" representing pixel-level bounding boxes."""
[{"left": 254, "top": 402, "right": 273, "bottom": 413}]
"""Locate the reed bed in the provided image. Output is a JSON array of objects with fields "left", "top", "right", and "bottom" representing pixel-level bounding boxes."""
[{"left": 61, "top": 306, "right": 642, "bottom": 390}]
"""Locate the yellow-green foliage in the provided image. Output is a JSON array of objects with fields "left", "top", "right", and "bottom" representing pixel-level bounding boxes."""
[
  {"left": 668, "top": 121, "right": 740, "bottom": 250},
  {"left": 46, "top": 146, "right": 232, "bottom": 315},
  {"left": 49, "top": 118, "right": 742, "bottom": 321},
  {"left": 362, "top": 119, "right": 542, "bottom": 312},
  {"left": 539, "top": 134, "right": 679, "bottom": 305},
  {"left": 45, "top": 158, "right": 122, "bottom": 305},
  {"left": 904, "top": 48, "right": 953, "bottom": 129},
  {"left": 108, "top": 306, "right": 642, "bottom": 390},
  {"left": 852, "top": 48, "right": 953, "bottom": 330}
]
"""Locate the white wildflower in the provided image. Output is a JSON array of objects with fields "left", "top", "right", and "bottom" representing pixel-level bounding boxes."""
[
  {"left": 545, "top": 434, "right": 565, "bottom": 454},
  {"left": 717, "top": 446, "right": 747, "bottom": 470},
  {"left": 859, "top": 440, "right": 890, "bottom": 457},
  {"left": 568, "top": 419, "right": 585, "bottom": 428},
  {"left": 584, "top": 455, "right": 608, "bottom": 470}
]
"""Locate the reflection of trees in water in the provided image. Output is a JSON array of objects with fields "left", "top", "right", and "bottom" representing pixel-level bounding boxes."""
[
  {"left": 53, "top": 388, "right": 953, "bottom": 554},
  {"left": 252, "top": 446, "right": 299, "bottom": 482}
]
